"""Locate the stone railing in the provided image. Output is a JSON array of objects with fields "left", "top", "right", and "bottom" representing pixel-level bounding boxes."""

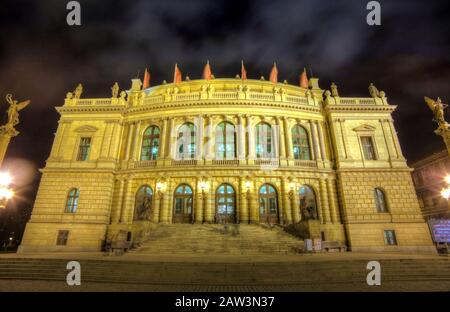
[
  {"left": 172, "top": 159, "right": 198, "bottom": 166},
  {"left": 337, "top": 98, "right": 376, "bottom": 105},
  {"left": 131, "top": 160, "right": 157, "bottom": 168},
  {"left": 212, "top": 159, "right": 240, "bottom": 165},
  {"left": 293, "top": 160, "right": 317, "bottom": 168}
]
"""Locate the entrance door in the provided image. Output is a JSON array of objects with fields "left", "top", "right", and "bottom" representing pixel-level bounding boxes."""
[
  {"left": 259, "top": 184, "right": 279, "bottom": 224},
  {"left": 173, "top": 184, "right": 193, "bottom": 223},
  {"left": 216, "top": 184, "right": 236, "bottom": 223}
]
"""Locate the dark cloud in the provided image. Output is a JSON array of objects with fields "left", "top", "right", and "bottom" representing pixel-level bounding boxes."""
[{"left": 0, "top": 0, "right": 449, "bottom": 239}]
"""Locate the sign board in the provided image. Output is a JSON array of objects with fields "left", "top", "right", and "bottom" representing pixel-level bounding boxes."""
[
  {"left": 313, "top": 238, "right": 322, "bottom": 252},
  {"left": 428, "top": 219, "right": 450, "bottom": 243},
  {"left": 304, "top": 239, "right": 313, "bottom": 252}
]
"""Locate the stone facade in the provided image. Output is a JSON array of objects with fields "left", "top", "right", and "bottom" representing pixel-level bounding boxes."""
[{"left": 18, "top": 77, "right": 435, "bottom": 253}]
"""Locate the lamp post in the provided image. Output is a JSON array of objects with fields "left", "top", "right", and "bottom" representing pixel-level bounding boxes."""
[{"left": 0, "top": 172, "right": 13, "bottom": 209}]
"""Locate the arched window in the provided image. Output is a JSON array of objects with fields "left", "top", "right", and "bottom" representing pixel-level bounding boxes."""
[
  {"left": 299, "top": 185, "right": 318, "bottom": 220},
  {"left": 256, "top": 123, "right": 273, "bottom": 158},
  {"left": 141, "top": 126, "right": 160, "bottom": 161},
  {"left": 134, "top": 185, "right": 153, "bottom": 220},
  {"left": 177, "top": 123, "right": 196, "bottom": 159},
  {"left": 65, "top": 188, "right": 80, "bottom": 213},
  {"left": 216, "top": 184, "right": 236, "bottom": 223},
  {"left": 215, "top": 122, "right": 236, "bottom": 159},
  {"left": 374, "top": 188, "right": 388, "bottom": 212},
  {"left": 292, "top": 125, "right": 311, "bottom": 160},
  {"left": 173, "top": 184, "right": 193, "bottom": 223},
  {"left": 259, "top": 184, "right": 278, "bottom": 223}
]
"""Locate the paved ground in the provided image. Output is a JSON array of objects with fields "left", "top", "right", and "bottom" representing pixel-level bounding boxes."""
[{"left": 1, "top": 280, "right": 450, "bottom": 292}]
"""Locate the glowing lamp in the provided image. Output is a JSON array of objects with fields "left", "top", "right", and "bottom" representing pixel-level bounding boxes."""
[{"left": 441, "top": 188, "right": 450, "bottom": 200}]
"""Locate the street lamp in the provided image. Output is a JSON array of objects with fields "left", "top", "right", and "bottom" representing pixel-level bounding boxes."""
[
  {"left": 0, "top": 172, "right": 14, "bottom": 209},
  {"left": 440, "top": 175, "right": 450, "bottom": 200}
]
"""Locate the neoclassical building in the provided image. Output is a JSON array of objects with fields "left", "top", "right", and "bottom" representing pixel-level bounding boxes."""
[{"left": 19, "top": 76, "right": 435, "bottom": 253}]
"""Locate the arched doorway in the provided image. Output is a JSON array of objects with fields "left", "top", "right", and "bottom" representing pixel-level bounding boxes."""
[
  {"left": 173, "top": 184, "right": 193, "bottom": 223},
  {"left": 215, "top": 184, "right": 236, "bottom": 223},
  {"left": 134, "top": 185, "right": 153, "bottom": 221},
  {"left": 299, "top": 185, "right": 318, "bottom": 220},
  {"left": 259, "top": 184, "right": 279, "bottom": 223}
]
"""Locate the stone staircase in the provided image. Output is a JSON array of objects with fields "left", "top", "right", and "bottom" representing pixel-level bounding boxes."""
[
  {"left": 132, "top": 223, "right": 303, "bottom": 255},
  {"left": 0, "top": 257, "right": 450, "bottom": 291}
]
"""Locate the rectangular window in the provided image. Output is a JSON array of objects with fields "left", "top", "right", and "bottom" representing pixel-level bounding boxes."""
[
  {"left": 56, "top": 230, "right": 69, "bottom": 246},
  {"left": 77, "top": 137, "right": 91, "bottom": 161},
  {"left": 384, "top": 230, "right": 397, "bottom": 245},
  {"left": 361, "top": 136, "right": 376, "bottom": 160}
]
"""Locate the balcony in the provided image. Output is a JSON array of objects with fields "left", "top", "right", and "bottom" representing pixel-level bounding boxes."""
[
  {"left": 172, "top": 159, "right": 198, "bottom": 166},
  {"left": 212, "top": 159, "right": 240, "bottom": 165},
  {"left": 293, "top": 160, "right": 317, "bottom": 168}
]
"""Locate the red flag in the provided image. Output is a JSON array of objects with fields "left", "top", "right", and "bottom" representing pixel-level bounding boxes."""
[
  {"left": 142, "top": 68, "right": 150, "bottom": 89},
  {"left": 269, "top": 62, "right": 278, "bottom": 83},
  {"left": 241, "top": 60, "right": 247, "bottom": 80},
  {"left": 203, "top": 60, "right": 212, "bottom": 80},
  {"left": 300, "top": 68, "right": 309, "bottom": 88},
  {"left": 173, "top": 63, "right": 182, "bottom": 84}
]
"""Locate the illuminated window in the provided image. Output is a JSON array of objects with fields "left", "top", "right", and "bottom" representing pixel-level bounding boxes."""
[
  {"left": 177, "top": 123, "right": 196, "bottom": 159},
  {"left": 134, "top": 185, "right": 153, "bottom": 220},
  {"left": 361, "top": 136, "right": 376, "bottom": 160},
  {"left": 216, "top": 184, "right": 236, "bottom": 223},
  {"left": 292, "top": 125, "right": 311, "bottom": 160},
  {"left": 384, "top": 230, "right": 397, "bottom": 245},
  {"left": 77, "top": 137, "right": 91, "bottom": 161},
  {"left": 173, "top": 184, "right": 193, "bottom": 223},
  {"left": 141, "top": 126, "right": 160, "bottom": 160},
  {"left": 259, "top": 184, "right": 278, "bottom": 223},
  {"left": 65, "top": 188, "right": 80, "bottom": 213},
  {"left": 255, "top": 123, "right": 273, "bottom": 158},
  {"left": 374, "top": 188, "right": 388, "bottom": 213},
  {"left": 215, "top": 122, "right": 236, "bottom": 159}
]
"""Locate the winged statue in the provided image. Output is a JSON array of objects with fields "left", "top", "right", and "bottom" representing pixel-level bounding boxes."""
[
  {"left": 4, "top": 94, "right": 30, "bottom": 128},
  {"left": 425, "top": 96, "right": 448, "bottom": 128}
]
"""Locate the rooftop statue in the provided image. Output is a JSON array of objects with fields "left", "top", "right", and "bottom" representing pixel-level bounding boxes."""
[
  {"left": 74, "top": 83, "right": 83, "bottom": 99},
  {"left": 111, "top": 82, "right": 119, "bottom": 98},
  {"left": 425, "top": 96, "right": 448, "bottom": 129}
]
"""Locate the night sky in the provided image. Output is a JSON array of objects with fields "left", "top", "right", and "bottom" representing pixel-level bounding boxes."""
[{"left": 0, "top": 0, "right": 449, "bottom": 242}]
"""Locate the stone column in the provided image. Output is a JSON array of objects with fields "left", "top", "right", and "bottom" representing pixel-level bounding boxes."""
[
  {"left": 284, "top": 117, "right": 294, "bottom": 159},
  {"left": 339, "top": 119, "right": 351, "bottom": 159},
  {"left": 205, "top": 187, "right": 214, "bottom": 223},
  {"left": 152, "top": 192, "right": 162, "bottom": 223},
  {"left": 196, "top": 115, "right": 204, "bottom": 160},
  {"left": 120, "top": 178, "right": 132, "bottom": 223},
  {"left": 277, "top": 117, "right": 286, "bottom": 159},
  {"left": 166, "top": 118, "right": 175, "bottom": 158},
  {"left": 99, "top": 122, "right": 114, "bottom": 159},
  {"left": 160, "top": 180, "right": 172, "bottom": 223},
  {"left": 206, "top": 115, "right": 215, "bottom": 160},
  {"left": 387, "top": 119, "right": 405, "bottom": 159},
  {"left": 131, "top": 121, "right": 141, "bottom": 161},
  {"left": 247, "top": 115, "right": 255, "bottom": 159},
  {"left": 327, "top": 179, "right": 340, "bottom": 224},
  {"left": 237, "top": 115, "right": 246, "bottom": 160},
  {"left": 291, "top": 189, "right": 300, "bottom": 223},
  {"left": 50, "top": 120, "right": 71, "bottom": 159},
  {"left": 239, "top": 178, "right": 249, "bottom": 223},
  {"left": 159, "top": 118, "right": 167, "bottom": 159},
  {"left": 111, "top": 178, "right": 124, "bottom": 223},
  {"left": 317, "top": 121, "right": 327, "bottom": 160},
  {"left": 108, "top": 122, "right": 122, "bottom": 159},
  {"left": 310, "top": 120, "right": 321, "bottom": 160},
  {"left": 195, "top": 185, "right": 204, "bottom": 223},
  {"left": 281, "top": 178, "right": 292, "bottom": 224},
  {"left": 319, "top": 178, "right": 331, "bottom": 224},
  {"left": 249, "top": 182, "right": 258, "bottom": 223},
  {"left": 125, "top": 122, "right": 134, "bottom": 160}
]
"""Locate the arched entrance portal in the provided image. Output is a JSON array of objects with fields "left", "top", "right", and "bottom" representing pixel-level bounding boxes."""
[
  {"left": 215, "top": 184, "right": 236, "bottom": 223},
  {"left": 173, "top": 184, "right": 193, "bottom": 223},
  {"left": 259, "top": 184, "right": 279, "bottom": 224}
]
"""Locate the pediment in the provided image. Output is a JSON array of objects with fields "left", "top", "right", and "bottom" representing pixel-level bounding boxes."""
[
  {"left": 353, "top": 124, "right": 376, "bottom": 132},
  {"left": 74, "top": 125, "right": 98, "bottom": 133}
]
